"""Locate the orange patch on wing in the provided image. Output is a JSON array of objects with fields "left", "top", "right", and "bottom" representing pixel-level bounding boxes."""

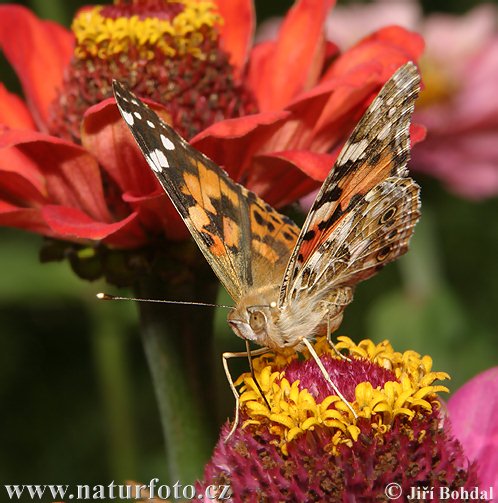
[
  {"left": 182, "top": 172, "right": 206, "bottom": 209},
  {"left": 187, "top": 205, "right": 225, "bottom": 256},
  {"left": 223, "top": 216, "right": 240, "bottom": 249},
  {"left": 297, "top": 150, "right": 397, "bottom": 264},
  {"left": 197, "top": 161, "right": 221, "bottom": 213},
  {"left": 187, "top": 205, "right": 211, "bottom": 228},
  {"left": 252, "top": 239, "right": 279, "bottom": 264},
  {"left": 207, "top": 233, "right": 226, "bottom": 256},
  {"left": 340, "top": 150, "right": 394, "bottom": 208}
]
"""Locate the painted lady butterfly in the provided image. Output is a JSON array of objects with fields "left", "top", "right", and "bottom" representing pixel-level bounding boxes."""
[{"left": 113, "top": 62, "right": 421, "bottom": 431}]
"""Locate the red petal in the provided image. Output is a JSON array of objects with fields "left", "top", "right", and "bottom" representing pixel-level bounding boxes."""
[
  {"left": 191, "top": 110, "right": 291, "bottom": 180},
  {"left": 323, "top": 26, "right": 424, "bottom": 82},
  {"left": 410, "top": 123, "right": 426, "bottom": 146},
  {"left": 0, "top": 200, "right": 53, "bottom": 236},
  {"left": 123, "top": 191, "right": 189, "bottom": 241},
  {"left": 82, "top": 98, "right": 163, "bottom": 195},
  {"left": 260, "top": 64, "right": 381, "bottom": 157},
  {"left": 215, "top": 0, "right": 254, "bottom": 76},
  {"left": 246, "top": 151, "right": 330, "bottom": 207},
  {"left": 0, "top": 135, "right": 47, "bottom": 194},
  {"left": 0, "top": 167, "right": 45, "bottom": 208},
  {"left": 83, "top": 99, "right": 190, "bottom": 241},
  {"left": 0, "top": 130, "right": 112, "bottom": 223},
  {"left": 268, "top": 150, "right": 335, "bottom": 181},
  {"left": 42, "top": 205, "right": 146, "bottom": 248},
  {"left": 248, "top": 0, "right": 334, "bottom": 111},
  {"left": 0, "top": 83, "right": 36, "bottom": 130},
  {"left": 0, "top": 5, "right": 73, "bottom": 130}
]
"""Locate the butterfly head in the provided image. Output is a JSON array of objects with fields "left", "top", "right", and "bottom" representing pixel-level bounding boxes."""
[{"left": 227, "top": 288, "right": 287, "bottom": 349}]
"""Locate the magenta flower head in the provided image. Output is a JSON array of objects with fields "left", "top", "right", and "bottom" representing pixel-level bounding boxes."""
[
  {"left": 448, "top": 367, "right": 498, "bottom": 496},
  {"left": 198, "top": 337, "right": 486, "bottom": 501}
]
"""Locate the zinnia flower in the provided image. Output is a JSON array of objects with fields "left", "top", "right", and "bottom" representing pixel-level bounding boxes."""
[
  {"left": 198, "top": 337, "right": 486, "bottom": 501},
  {"left": 448, "top": 367, "right": 498, "bottom": 495},
  {"left": 323, "top": 0, "right": 498, "bottom": 200},
  {"left": 0, "top": 0, "right": 425, "bottom": 273}
]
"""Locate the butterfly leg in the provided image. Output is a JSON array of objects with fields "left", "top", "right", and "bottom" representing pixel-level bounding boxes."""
[
  {"left": 300, "top": 337, "right": 358, "bottom": 419},
  {"left": 222, "top": 346, "right": 272, "bottom": 442},
  {"left": 325, "top": 308, "right": 351, "bottom": 362}
]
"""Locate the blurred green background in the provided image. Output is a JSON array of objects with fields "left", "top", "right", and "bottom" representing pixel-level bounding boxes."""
[{"left": 1, "top": 0, "right": 497, "bottom": 498}]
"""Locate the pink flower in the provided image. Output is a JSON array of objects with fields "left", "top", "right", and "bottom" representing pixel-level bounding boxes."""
[
  {"left": 412, "top": 5, "right": 498, "bottom": 199},
  {"left": 313, "top": 1, "right": 498, "bottom": 200},
  {"left": 448, "top": 367, "right": 498, "bottom": 494},
  {"left": 197, "top": 337, "right": 484, "bottom": 500}
]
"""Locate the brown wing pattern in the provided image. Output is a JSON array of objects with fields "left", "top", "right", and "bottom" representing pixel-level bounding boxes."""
[
  {"left": 279, "top": 62, "right": 421, "bottom": 306},
  {"left": 113, "top": 81, "right": 299, "bottom": 302}
]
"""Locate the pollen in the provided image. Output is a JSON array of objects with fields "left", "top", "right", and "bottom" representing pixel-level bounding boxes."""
[
  {"left": 236, "top": 336, "right": 449, "bottom": 456},
  {"left": 47, "top": 0, "right": 257, "bottom": 143},
  {"left": 72, "top": 1, "right": 221, "bottom": 61}
]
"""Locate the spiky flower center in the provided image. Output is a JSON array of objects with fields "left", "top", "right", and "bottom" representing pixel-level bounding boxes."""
[
  {"left": 72, "top": 1, "right": 220, "bottom": 61},
  {"left": 47, "top": 0, "right": 257, "bottom": 141},
  {"left": 237, "top": 336, "right": 449, "bottom": 455}
]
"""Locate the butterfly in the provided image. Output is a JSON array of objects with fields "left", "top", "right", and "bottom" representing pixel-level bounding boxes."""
[{"left": 112, "top": 61, "right": 421, "bottom": 433}]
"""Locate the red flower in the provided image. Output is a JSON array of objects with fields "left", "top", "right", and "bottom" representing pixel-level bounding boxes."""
[{"left": 0, "top": 0, "right": 424, "bottom": 251}]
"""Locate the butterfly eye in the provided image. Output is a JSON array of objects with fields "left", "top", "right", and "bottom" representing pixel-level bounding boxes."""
[
  {"left": 376, "top": 245, "right": 392, "bottom": 262},
  {"left": 248, "top": 310, "right": 266, "bottom": 333},
  {"left": 379, "top": 206, "right": 397, "bottom": 224}
]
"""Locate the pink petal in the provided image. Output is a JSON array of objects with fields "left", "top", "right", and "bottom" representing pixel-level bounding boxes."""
[{"left": 448, "top": 367, "right": 498, "bottom": 492}]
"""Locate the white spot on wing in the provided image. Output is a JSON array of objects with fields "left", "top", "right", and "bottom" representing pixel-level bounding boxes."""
[
  {"left": 377, "top": 123, "right": 391, "bottom": 141},
  {"left": 147, "top": 120, "right": 155, "bottom": 128},
  {"left": 340, "top": 138, "right": 368, "bottom": 163},
  {"left": 122, "top": 110, "right": 134, "bottom": 126},
  {"left": 134, "top": 111, "right": 142, "bottom": 119},
  {"left": 160, "top": 134, "right": 175, "bottom": 150},
  {"left": 147, "top": 148, "right": 169, "bottom": 172}
]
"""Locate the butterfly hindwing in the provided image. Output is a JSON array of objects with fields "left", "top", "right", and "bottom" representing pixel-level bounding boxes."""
[
  {"left": 279, "top": 62, "right": 421, "bottom": 305},
  {"left": 112, "top": 81, "right": 299, "bottom": 301}
]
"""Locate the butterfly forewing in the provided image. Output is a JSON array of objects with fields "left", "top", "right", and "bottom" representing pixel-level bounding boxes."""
[
  {"left": 112, "top": 81, "right": 299, "bottom": 301},
  {"left": 279, "top": 62, "right": 421, "bottom": 306}
]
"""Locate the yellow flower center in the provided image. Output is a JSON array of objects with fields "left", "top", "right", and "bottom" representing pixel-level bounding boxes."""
[
  {"left": 72, "top": 0, "right": 221, "bottom": 60},
  {"left": 237, "top": 337, "right": 449, "bottom": 456}
]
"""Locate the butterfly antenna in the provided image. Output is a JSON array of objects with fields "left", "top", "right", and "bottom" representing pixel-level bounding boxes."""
[{"left": 96, "top": 292, "right": 233, "bottom": 309}]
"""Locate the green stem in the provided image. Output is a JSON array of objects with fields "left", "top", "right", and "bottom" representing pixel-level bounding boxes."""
[
  {"left": 91, "top": 306, "right": 136, "bottom": 480},
  {"left": 135, "top": 245, "right": 219, "bottom": 483}
]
